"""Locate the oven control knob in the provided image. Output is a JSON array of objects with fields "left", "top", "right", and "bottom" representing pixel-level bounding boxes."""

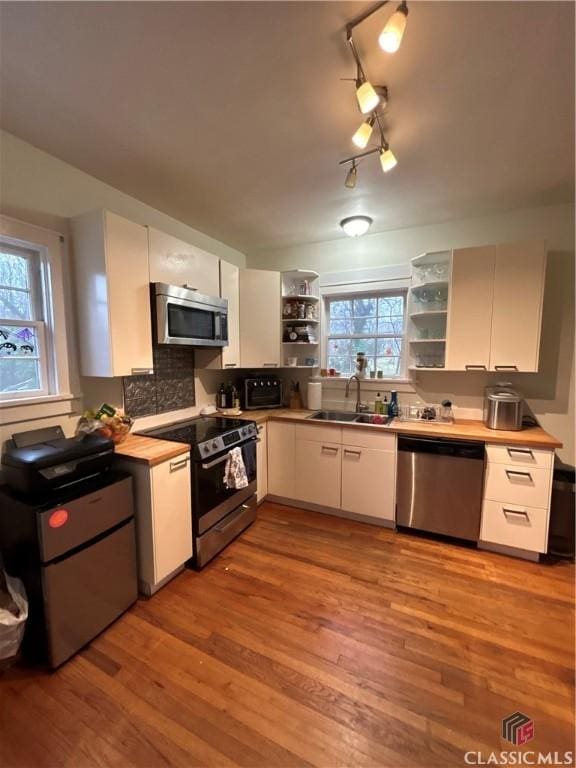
[
  {"left": 241, "top": 427, "right": 248, "bottom": 435},
  {"left": 212, "top": 441, "right": 218, "bottom": 449}
]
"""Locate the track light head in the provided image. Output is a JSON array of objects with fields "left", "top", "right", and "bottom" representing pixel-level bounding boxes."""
[
  {"left": 379, "top": 144, "right": 398, "bottom": 173},
  {"left": 352, "top": 116, "right": 375, "bottom": 149},
  {"left": 355, "top": 79, "right": 380, "bottom": 114},
  {"left": 379, "top": 1, "right": 409, "bottom": 54},
  {"left": 344, "top": 162, "right": 358, "bottom": 189}
]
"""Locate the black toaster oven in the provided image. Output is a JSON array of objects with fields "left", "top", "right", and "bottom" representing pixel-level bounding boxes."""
[{"left": 243, "top": 376, "right": 283, "bottom": 410}]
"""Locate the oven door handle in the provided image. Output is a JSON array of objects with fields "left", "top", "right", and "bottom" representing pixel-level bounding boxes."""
[{"left": 201, "top": 453, "right": 230, "bottom": 470}]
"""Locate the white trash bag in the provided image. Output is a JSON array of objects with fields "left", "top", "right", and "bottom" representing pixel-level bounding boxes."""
[{"left": 0, "top": 569, "right": 28, "bottom": 661}]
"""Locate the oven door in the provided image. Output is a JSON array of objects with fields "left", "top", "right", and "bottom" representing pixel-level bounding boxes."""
[
  {"left": 193, "top": 439, "right": 257, "bottom": 534},
  {"left": 155, "top": 292, "right": 228, "bottom": 347}
]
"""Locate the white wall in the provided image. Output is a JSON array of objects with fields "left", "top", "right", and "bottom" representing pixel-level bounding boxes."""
[
  {"left": 248, "top": 203, "right": 575, "bottom": 465},
  {"left": 0, "top": 131, "right": 246, "bottom": 448}
]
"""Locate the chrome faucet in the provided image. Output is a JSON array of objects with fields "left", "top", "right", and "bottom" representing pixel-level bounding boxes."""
[{"left": 345, "top": 374, "right": 369, "bottom": 413}]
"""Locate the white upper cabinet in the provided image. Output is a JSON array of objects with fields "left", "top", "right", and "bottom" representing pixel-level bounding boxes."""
[
  {"left": 220, "top": 260, "right": 240, "bottom": 369},
  {"left": 72, "top": 210, "right": 153, "bottom": 377},
  {"left": 240, "top": 269, "right": 281, "bottom": 368},
  {"left": 489, "top": 241, "right": 546, "bottom": 373},
  {"left": 445, "top": 245, "right": 496, "bottom": 371},
  {"left": 148, "top": 227, "right": 219, "bottom": 297}
]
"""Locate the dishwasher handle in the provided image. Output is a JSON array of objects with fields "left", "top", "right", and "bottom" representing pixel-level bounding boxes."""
[{"left": 397, "top": 435, "right": 485, "bottom": 460}]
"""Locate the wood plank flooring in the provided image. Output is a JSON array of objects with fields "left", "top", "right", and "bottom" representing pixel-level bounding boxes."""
[{"left": 1, "top": 502, "right": 574, "bottom": 767}]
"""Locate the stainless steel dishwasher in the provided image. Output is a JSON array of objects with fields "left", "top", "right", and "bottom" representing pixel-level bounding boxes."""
[{"left": 396, "top": 436, "right": 485, "bottom": 541}]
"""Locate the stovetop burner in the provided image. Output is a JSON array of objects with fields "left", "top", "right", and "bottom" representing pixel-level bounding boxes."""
[{"left": 137, "top": 416, "right": 257, "bottom": 460}]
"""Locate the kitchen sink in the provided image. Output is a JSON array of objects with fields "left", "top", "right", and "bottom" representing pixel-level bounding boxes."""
[
  {"left": 308, "top": 410, "right": 358, "bottom": 422},
  {"left": 307, "top": 411, "right": 394, "bottom": 426}
]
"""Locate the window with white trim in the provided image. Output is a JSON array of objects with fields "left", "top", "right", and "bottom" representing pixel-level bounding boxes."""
[
  {"left": 325, "top": 291, "right": 407, "bottom": 377},
  {"left": 0, "top": 242, "right": 49, "bottom": 398}
]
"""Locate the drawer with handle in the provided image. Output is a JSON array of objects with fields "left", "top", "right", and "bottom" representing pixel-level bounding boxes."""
[
  {"left": 480, "top": 500, "right": 548, "bottom": 553},
  {"left": 484, "top": 463, "right": 551, "bottom": 508},
  {"left": 486, "top": 444, "right": 553, "bottom": 470}
]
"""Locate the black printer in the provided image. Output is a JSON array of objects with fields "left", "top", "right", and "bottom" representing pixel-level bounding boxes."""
[{"left": 1, "top": 425, "right": 114, "bottom": 496}]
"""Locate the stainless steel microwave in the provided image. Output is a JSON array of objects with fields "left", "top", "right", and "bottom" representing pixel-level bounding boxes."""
[{"left": 152, "top": 283, "right": 228, "bottom": 347}]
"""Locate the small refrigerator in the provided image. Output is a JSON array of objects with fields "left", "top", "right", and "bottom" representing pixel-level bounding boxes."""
[{"left": 0, "top": 471, "right": 138, "bottom": 668}]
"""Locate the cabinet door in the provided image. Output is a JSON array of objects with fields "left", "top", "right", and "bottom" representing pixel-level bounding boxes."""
[
  {"left": 148, "top": 227, "right": 219, "bottom": 297},
  {"left": 267, "top": 421, "right": 295, "bottom": 498},
  {"left": 295, "top": 439, "right": 341, "bottom": 509},
  {"left": 240, "top": 269, "right": 281, "bottom": 368},
  {"left": 341, "top": 446, "right": 396, "bottom": 521},
  {"left": 106, "top": 212, "right": 154, "bottom": 376},
  {"left": 256, "top": 423, "right": 268, "bottom": 502},
  {"left": 489, "top": 241, "right": 546, "bottom": 373},
  {"left": 220, "top": 260, "right": 240, "bottom": 369},
  {"left": 151, "top": 453, "right": 193, "bottom": 582},
  {"left": 445, "top": 246, "right": 495, "bottom": 371}
]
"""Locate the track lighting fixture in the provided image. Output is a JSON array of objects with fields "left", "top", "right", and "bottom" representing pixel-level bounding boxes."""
[
  {"left": 352, "top": 117, "right": 375, "bottom": 149},
  {"left": 379, "top": 144, "right": 398, "bottom": 173},
  {"left": 340, "top": 216, "right": 373, "bottom": 238},
  {"left": 339, "top": 1, "right": 412, "bottom": 188},
  {"left": 379, "top": 1, "right": 409, "bottom": 54},
  {"left": 344, "top": 161, "right": 358, "bottom": 189}
]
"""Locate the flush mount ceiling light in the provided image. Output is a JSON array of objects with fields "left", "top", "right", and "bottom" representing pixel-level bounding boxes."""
[
  {"left": 340, "top": 215, "right": 373, "bottom": 237},
  {"left": 339, "top": 1, "right": 411, "bottom": 188}
]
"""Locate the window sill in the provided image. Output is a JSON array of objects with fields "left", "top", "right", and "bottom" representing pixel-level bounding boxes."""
[
  {"left": 310, "top": 376, "right": 414, "bottom": 388},
  {"left": 0, "top": 392, "right": 78, "bottom": 409},
  {"left": 0, "top": 393, "right": 81, "bottom": 428}
]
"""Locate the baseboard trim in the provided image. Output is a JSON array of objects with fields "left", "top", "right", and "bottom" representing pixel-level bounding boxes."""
[
  {"left": 478, "top": 540, "right": 541, "bottom": 562},
  {"left": 264, "top": 495, "right": 395, "bottom": 529}
]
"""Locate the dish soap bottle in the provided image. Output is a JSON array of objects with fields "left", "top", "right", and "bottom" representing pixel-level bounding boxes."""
[
  {"left": 374, "top": 392, "right": 383, "bottom": 414},
  {"left": 389, "top": 390, "right": 399, "bottom": 418}
]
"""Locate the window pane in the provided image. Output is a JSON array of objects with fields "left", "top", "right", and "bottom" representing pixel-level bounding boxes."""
[
  {"left": 377, "top": 356, "right": 402, "bottom": 376},
  {"left": 378, "top": 318, "right": 404, "bottom": 334},
  {"left": 329, "top": 318, "right": 352, "bottom": 335},
  {"left": 329, "top": 300, "right": 352, "bottom": 319},
  {"left": 0, "top": 324, "right": 39, "bottom": 357},
  {"left": 378, "top": 296, "right": 404, "bottom": 317},
  {"left": 0, "top": 359, "right": 41, "bottom": 393},
  {"left": 377, "top": 337, "right": 403, "bottom": 356},
  {"left": 327, "top": 355, "right": 354, "bottom": 375},
  {"left": 353, "top": 298, "right": 377, "bottom": 317},
  {"left": 328, "top": 338, "right": 352, "bottom": 356},
  {"left": 0, "top": 252, "right": 29, "bottom": 290},
  {"left": 352, "top": 317, "right": 377, "bottom": 335},
  {"left": 0, "top": 288, "right": 32, "bottom": 320},
  {"left": 350, "top": 338, "right": 375, "bottom": 356}
]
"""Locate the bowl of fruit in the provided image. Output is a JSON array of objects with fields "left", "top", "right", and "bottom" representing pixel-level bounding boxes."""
[{"left": 76, "top": 404, "right": 133, "bottom": 445}]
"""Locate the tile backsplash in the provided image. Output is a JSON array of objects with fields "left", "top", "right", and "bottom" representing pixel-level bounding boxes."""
[{"left": 123, "top": 346, "right": 195, "bottom": 417}]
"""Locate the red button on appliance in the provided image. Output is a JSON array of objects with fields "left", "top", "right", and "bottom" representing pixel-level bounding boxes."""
[{"left": 48, "top": 508, "right": 69, "bottom": 528}]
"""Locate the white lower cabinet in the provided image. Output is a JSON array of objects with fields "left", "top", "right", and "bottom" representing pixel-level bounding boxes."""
[
  {"left": 480, "top": 444, "right": 554, "bottom": 556},
  {"left": 267, "top": 421, "right": 296, "bottom": 498},
  {"left": 256, "top": 423, "right": 268, "bottom": 503},
  {"left": 267, "top": 420, "right": 397, "bottom": 523},
  {"left": 115, "top": 452, "right": 193, "bottom": 594},
  {"left": 295, "top": 440, "right": 341, "bottom": 508}
]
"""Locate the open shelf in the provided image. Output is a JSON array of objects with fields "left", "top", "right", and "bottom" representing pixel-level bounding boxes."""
[
  {"left": 410, "top": 281, "right": 449, "bottom": 293},
  {"left": 282, "top": 318, "right": 319, "bottom": 323},
  {"left": 411, "top": 250, "right": 451, "bottom": 267},
  {"left": 282, "top": 294, "right": 320, "bottom": 301},
  {"left": 282, "top": 341, "right": 319, "bottom": 345},
  {"left": 409, "top": 310, "right": 448, "bottom": 319}
]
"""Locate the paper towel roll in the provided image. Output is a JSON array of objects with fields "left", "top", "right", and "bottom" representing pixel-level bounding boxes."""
[{"left": 307, "top": 381, "right": 322, "bottom": 411}]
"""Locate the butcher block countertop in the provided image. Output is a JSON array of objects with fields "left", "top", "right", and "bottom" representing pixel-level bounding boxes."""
[
  {"left": 114, "top": 434, "right": 190, "bottom": 466},
  {"left": 236, "top": 409, "right": 562, "bottom": 449}
]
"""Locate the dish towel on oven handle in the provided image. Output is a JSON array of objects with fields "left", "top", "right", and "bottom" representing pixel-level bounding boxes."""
[{"left": 223, "top": 446, "right": 249, "bottom": 489}]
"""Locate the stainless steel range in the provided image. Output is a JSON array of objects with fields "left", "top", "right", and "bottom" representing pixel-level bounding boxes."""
[{"left": 138, "top": 416, "right": 258, "bottom": 568}]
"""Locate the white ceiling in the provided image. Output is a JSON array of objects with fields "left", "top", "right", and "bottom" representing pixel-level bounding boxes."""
[{"left": 1, "top": 1, "right": 574, "bottom": 255}]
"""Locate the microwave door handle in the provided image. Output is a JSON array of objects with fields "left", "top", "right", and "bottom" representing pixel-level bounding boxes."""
[{"left": 214, "top": 313, "right": 221, "bottom": 339}]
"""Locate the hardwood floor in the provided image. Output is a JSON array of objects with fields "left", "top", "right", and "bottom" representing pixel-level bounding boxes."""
[{"left": 1, "top": 502, "right": 574, "bottom": 767}]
